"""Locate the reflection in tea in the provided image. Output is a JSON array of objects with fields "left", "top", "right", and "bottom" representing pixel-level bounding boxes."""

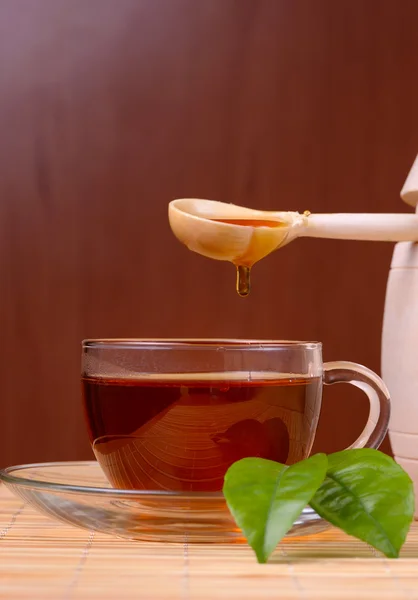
[{"left": 82, "top": 374, "right": 321, "bottom": 492}]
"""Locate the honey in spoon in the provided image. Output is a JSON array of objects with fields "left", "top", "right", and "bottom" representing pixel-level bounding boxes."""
[{"left": 211, "top": 218, "right": 288, "bottom": 228}]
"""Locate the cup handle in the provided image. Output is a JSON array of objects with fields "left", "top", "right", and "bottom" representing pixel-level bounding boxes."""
[{"left": 323, "top": 361, "right": 391, "bottom": 450}]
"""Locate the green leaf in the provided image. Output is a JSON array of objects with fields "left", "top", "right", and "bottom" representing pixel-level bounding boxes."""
[
  {"left": 310, "top": 449, "right": 414, "bottom": 558},
  {"left": 223, "top": 453, "right": 328, "bottom": 563}
]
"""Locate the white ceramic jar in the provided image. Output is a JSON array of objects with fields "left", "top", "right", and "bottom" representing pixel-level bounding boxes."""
[{"left": 382, "top": 155, "right": 418, "bottom": 517}]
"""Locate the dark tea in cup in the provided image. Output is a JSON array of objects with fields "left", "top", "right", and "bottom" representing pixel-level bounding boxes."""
[
  {"left": 82, "top": 373, "right": 321, "bottom": 492},
  {"left": 82, "top": 340, "right": 390, "bottom": 493}
]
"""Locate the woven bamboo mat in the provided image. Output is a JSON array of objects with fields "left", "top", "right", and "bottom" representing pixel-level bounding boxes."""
[{"left": 1, "top": 484, "right": 418, "bottom": 599}]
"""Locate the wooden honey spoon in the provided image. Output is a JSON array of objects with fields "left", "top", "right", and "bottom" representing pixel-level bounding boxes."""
[{"left": 168, "top": 197, "right": 418, "bottom": 296}]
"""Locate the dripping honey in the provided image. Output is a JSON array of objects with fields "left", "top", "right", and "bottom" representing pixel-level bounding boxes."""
[
  {"left": 236, "top": 265, "right": 251, "bottom": 297},
  {"left": 210, "top": 218, "right": 285, "bottom": 296}
]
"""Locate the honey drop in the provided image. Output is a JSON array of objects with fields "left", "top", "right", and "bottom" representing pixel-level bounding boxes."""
[{"left": 236, "top": 265, "right": 251, "bottom": 297}]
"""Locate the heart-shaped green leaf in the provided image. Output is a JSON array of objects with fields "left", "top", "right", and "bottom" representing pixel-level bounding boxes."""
[
  {"left": 310, "top": 449, "right": 414, "bottom": 558},
  {"left": 223, "top": 453, "right": 328, "bottom": 563}
]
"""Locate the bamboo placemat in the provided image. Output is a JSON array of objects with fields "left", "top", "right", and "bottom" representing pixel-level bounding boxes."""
[{"left": 1, "top": 483, "right": 418, "bottom": 599}]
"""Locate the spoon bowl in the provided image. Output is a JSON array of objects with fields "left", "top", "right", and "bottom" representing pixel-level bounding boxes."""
[{"left": 168, "top": 198, "right": 306, "bottom": 266}]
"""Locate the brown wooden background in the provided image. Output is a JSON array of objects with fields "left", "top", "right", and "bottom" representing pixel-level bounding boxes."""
[{"left": 1, "top": 0, "right": 418, "bottom": 467}]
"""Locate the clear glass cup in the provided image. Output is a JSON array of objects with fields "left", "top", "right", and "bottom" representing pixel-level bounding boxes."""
[{"left": 81, "top": 339, "right": 390, "bottom": 493}]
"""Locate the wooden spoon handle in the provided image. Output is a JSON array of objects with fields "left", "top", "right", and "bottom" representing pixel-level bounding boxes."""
[{"left": 302, "top": 213, "right": 418, "bottom": 242}]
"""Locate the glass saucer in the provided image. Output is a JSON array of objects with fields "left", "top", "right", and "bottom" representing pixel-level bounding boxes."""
[{"left": 0, "top": 461, "right": 327, "bottom": 543}]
